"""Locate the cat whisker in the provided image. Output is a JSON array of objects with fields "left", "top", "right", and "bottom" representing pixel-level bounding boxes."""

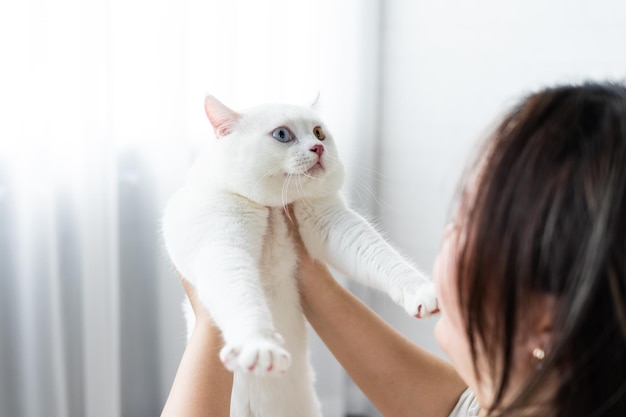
[
  {"left": 337, "top": 163, "right": 393, "bottom": 211},
  {"left": 282, "top": 200, "right": 295, "bottom": 223},
  {"left": 342, "top": 159, "right": 389, "bottom": 184},
  {"left": 299, "top": 170, "right": 317, "bottom": 180},
  {"left": 354, "top": 175, "right": 383, "bottom": 201},
  {"left": 350, "top": 183, "right": 390, "bottom": 212},
  {"left": 298, "top": 160, "right": 324, "bottom": 180},
  {"left": 281, "top": 173, "right": 293, "bottom": 212},
  {"left": 256, "top": 166, "right": 283, "bottom": 188},
  {"left": 295, "top": 174, "right": 309, "bottom": 205}
]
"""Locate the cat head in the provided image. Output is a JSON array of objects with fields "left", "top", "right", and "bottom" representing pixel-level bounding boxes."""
[{"left": 198, "top": 96, "right": 345, "bottom": 206}]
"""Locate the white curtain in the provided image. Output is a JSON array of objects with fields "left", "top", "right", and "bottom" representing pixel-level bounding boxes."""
[{"left": 0, "top": 1, "right": 381, "bottom": 417}]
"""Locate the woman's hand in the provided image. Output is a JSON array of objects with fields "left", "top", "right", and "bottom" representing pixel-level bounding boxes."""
[
  {"left": 179, "top": 273, "right": 213, "bottom": 326},
  {"left": 161, "top": 274, "right": 232, "bottom": 417},
  {"left": 283, "top": 205, "right": 331, "bottom": 299}
]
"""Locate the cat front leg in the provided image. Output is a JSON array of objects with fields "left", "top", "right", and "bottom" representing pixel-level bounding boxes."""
[
  {"left": 294, "top": 197, "right": 438, "bottom": 318},
  {"left": 178, "top": 198, "right": 291, "bottom": 376}
]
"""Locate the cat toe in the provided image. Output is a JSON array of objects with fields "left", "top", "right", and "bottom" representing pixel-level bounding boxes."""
[
  {"left": 249, "top": 346, "right": 273, "bottom": 374},
  {"left": 273, "top": 349, "right": 291, "bottom": 375},
  {"left": 255, "top": 346, "right": 290, "bottom": 376},
  {"left": 219, "top": 345, "right": 241, "bottom": 371},
  {"left": 401, "top": 282, "right": 439, "bottom": 318},
  {"left": 414, "top": 298, "right": 439, "bottom": 318},
  {"left": 237, "top": 340, "right": 291, "bottom": 376},
  {"left": 406, "top": 282, "right": 439, "bottom": 318}
]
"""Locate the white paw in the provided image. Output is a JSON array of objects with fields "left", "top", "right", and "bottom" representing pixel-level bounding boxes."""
[
  {"left": 390, "top": 281, "right": 439, "bottom": 318},
  {"left": 219, "top": 336, "right": 291, "bottom": 376}
]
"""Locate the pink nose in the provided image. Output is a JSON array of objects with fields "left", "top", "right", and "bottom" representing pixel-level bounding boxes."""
[{"left": 310, "top": 144, "right": 324, "bottom": 156}]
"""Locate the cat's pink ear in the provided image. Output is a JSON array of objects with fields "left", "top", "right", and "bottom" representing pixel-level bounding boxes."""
[{"left": 204, "top": 95, "right": 240, "bottom": 138}]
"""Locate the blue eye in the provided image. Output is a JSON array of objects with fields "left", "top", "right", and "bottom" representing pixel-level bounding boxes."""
[{"left": 271, "top": 127, "right": 292, "bottom": 143}]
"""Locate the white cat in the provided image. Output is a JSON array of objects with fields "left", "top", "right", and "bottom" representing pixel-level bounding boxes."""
[{"left": 162, "top": 96, "right": 438, "bottom": 417}]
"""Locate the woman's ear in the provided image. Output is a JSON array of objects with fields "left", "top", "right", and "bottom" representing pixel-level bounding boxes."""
[
  {"left": 204, "top": 95, "right": 240, "bottom": 138},
  {"left": 522, "top": 293, "right": 556, "bottom": 363}
]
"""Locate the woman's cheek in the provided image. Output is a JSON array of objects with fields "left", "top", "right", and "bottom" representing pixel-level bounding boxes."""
[
  {"left": 433, "top": 231, "right": 454, "bottom": 348},
  {"left": 433, "top": 224, "right": 468, "bottom": 359},
  {"left": 433, "top": 224, "right": 458, "bottom": 314},
  {"left": 433, "top": 268, "right": 458, "bottom": 357}
]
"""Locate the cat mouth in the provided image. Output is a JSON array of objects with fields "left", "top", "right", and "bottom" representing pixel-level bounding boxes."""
[{"left": 305, "top": 160, "right": 324, "bottom": 175}]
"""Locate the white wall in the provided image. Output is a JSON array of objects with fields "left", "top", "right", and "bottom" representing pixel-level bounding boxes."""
[{"left": 359, "top": 1, "right": 626, "bottom": 414}]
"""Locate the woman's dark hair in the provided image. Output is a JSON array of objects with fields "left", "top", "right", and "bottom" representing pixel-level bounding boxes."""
[{"left": 457, "top": 81, "right": 626, "bottom": 417}]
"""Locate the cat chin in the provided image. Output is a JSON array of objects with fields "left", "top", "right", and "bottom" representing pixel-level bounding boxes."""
[{"left": 305, "top": 161, "right": 324, "bottom": 175}]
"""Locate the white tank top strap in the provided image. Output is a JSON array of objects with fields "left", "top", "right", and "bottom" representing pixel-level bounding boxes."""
[{"left": 448, "top": 388, "right": 481, "bottom": 417}]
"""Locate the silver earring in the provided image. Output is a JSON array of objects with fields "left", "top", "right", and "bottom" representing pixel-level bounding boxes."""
[{"left": 532, "top": 347, "right": 545, "bottom": 370}]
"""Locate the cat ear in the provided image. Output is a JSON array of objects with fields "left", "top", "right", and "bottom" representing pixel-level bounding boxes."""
[
  {"left": 310, "top": 91, "right": 322, "bottom": 110},
  {"left": 204, "top": 95, "right": 240, "bottom": 138}
]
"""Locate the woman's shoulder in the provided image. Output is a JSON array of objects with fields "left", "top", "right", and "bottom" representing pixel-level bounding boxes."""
[{"left": 448, "top": 388, "right": 481, "bottom": 417}]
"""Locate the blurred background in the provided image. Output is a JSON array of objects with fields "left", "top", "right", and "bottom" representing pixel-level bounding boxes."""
[{"left": 0, "top": 0, "right": 625, "bottom": 416}]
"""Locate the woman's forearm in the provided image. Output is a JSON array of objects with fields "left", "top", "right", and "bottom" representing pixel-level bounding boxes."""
[
  {"left": 161, "top": 320, "right": 232, "bottom": 417},
  {"left": 300, "top": 260, "right": 466, "bottom": 417}
]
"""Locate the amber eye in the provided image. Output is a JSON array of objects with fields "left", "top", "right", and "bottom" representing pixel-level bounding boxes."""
[{"left": 313, "top": 126, "right": 325, "bottom": 141}]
